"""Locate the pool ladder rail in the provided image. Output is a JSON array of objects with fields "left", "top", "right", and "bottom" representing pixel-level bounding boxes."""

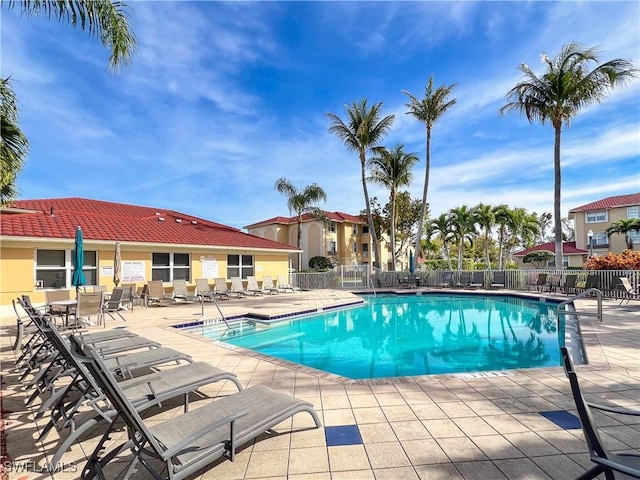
[
  {"left": 198, "top": 293, "right": 236, "bottom": 334},
  {"left": 557, "top": 288, "right": 603, "bottom": 323}
]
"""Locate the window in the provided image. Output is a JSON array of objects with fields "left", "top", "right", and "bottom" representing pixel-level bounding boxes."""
[
  {"left": 628, "top": 206, "right": 639, "bottom": 218},
  {"left": 352, "top": 225, "right": 358, "bottom": 235},
  {"left": 362, "top": 244, "right": 369, "bottom": 257},
  {"left": 362, "top": 225, "right": 369, "bottom": 234},
  {"left": 152, "top": 252, "right": 191, "bottom": 282},
  {"left": 36, "top": 249, "right": 97, "bottom": 288},
  {"left": 586, "top": 210, "right": 607, "bottom": 223},
  {"left": 328, "top": 222, "right": 337, "bottom": 233},
  {"left": 547, "top": 256, "right": 569, "bottom": 268},
  {"left": 328, "top": 241, "right": 337, "bottom": 253},
  {"left": 591, "top": 232, "right": 608, "bottom": 248},
  {"left": 227, "top": 254, "right": 254, "bottom": 279},
  {"left": 352, "top": 242, "right": 357, "bottom": 253}
]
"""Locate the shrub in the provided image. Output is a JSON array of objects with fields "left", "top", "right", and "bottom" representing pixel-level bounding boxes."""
[
  {"left": 583, "top": 250, "right": 640, "bottom": 270},
  {"left": 309, "top": 256, "right": 333, "bottom": 270}
]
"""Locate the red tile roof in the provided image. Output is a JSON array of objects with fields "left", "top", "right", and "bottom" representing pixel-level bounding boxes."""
[
  {"left": 245, "top": 211, "right": 364, "bottom": 228},
  {"left": 513, "top": 241, "right": 587, "bottom": 256},
  {"left": 1, "top": 198, "right": 296, "bottom": 251},
  {"left": 569, "top": 192, "right": 640, "bottom": 213}
]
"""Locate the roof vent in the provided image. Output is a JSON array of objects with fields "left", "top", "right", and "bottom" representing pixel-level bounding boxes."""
[
  {"left": 191, "top": 220, "right": 197, "bottom": 225},
  {"left": 50, "top": 206, "right": 55, "bottom": 217},
  {"left": 158, "top": 217, "right": 165, "bottom": 221},
  {"left": 176, "top": 218, "right": 182, "bottom": 223}
]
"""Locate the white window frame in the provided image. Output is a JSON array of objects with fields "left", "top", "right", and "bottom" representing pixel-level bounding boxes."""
[
  {"left": 152, "top": 252, "right": 191, "bottom": 282},
  {"left": 586, "top": 210, "right": 607, "bottom": 223},
  {"left": 352, "top": 225, "right": 357, "bottom": 235},
  {"left": 227, "top": 254, "right": 254, "bottom": 279},
  {"left": 361, "top": 243, "right": 369, "bottom": 257},
  {"left": 328, "top": 241, "right": 337, "bottom": 253},
  {"left": 328, "top": 222, "right": 337, "bottom": 233},
  {"left": 628, "top": 206, "right": 639, "bottom": 219},
  {"left": 352, "top": 242, "right": 357, "bottom": 253},
  {"left": 546, "top": 256, "right": 569, "bottom": 268},
  {"left": 35, "top": 249, "right": 97, "bottom": 289},
  {"left": 591, "top": 232, "right": 608, "bottom": 247}
]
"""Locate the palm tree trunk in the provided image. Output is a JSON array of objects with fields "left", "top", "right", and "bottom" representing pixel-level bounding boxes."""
[
  {"left": 390, "top": 189, "right": 397, "bottom": 271},
  {"left": 553, "top": 123, "right": 563, "bottom": 268},
  {"left": 484, "top": 229, "right": 491, "bottom": 270},
  {"left": 414, "top": 126, "right": 431, "bottom": 259},
  {"left": 457, "top": 240, "right": 464, "bottom": 270},
  {"left": 360, "top": 152, "right": 380, "bottom": 268},
  {"left": 297, "top": 217, "right": 303, "bottom": 269}
]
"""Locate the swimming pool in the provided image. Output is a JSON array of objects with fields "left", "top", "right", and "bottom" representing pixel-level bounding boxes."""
[{"left": 178, "top": 293, "right": 577, "bottom": 380}]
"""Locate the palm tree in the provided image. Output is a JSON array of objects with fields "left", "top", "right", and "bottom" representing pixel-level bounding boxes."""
[
  {"left": 368, "top": 144, "right": 418, "bottom": 271},
  {"left": 606, "top": 218, "right": 640, "bottom": 249},
  {"left": 500, "top": 42, "right": 638, "bottom": 268},
  {"left": 327, "top": 99, "right": 395, "bottom": 268},
  {"left": 493, "top": 204, "right": 512, "bottom": 270},
  {"left": 473, "top": 203, "right": 495, "bottom": 270},
  {"left": 0, "top": 78, "right": 29, "bottom": 206},
  {"left": 505, "top": 208, "right": 539, "bottom": 264},
  {"left": 430, "top": 213, "right": 455, "bottom": 270},
  {"left": 274, "top": 178, "right": 327, "bottom": 264},
  {"left": 403, "top": 75, "right": 457, "bottom": 262},
  {"left": 1, "top": 0, "right": 137, "bottom": 206},
  {"left": 449, "top": 205, "right": 477, "bottom": 270}
]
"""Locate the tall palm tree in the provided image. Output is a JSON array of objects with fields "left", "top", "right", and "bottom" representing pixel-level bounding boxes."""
[
  {"left": 605, "top": 218, "right": 640, "bottom": 249},
  {"left": 403, "top": 75, "right": 457, "bottom": 262},
  {"left": 1, "top": 0, "right": 137, "bottom": 206},
  {"left": 473, "top": 203, "right": 495, "bottom": 270},
  {"left": 449, "top": 205, "right": 477, "bottom": 270},
  {"left": 368, "top": 144, "right": 418, "bottom": 271},
  {"left": 430, "top": 213, "right": 455, "bottom": 270},
  {"left": 500, "top": 42, "right": 638, "bottom": 268},
  {"left": 493, "top": 204, "right": 512, "bottom": 270},
  {"left": 274, "top": 177, "right": 327, "bottom": 258},
  {"left": 327, "top": 99, "right": 395, "bottom": 268},
  {"left": 505, "top": 208, "right": 539, "bottom": 264}
]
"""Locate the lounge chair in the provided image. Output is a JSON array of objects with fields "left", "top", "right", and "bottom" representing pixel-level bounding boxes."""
[
  {"left": 563, "top": 274, "right": 578, "bottom": 295},
  {"left": 245, "top": 276, "right": 266, "bottom": 295},
  {"left": 560, "top": 347, "right": 640, "bottom": 479},
  {"left": 258, "top": 275, "right": 280, "bottom": 294},
  {"left": 618, "top": 277, "right": 640, "bottom": 304},
  {"left": 146, "top": 280, "right": 175, "bottom": 307},
  {"left": 196, "top": 278, "right": 229, "bottom": 301},
  {"left": 34, "top": 316, "right": 243, "bottom": 468},
  {"left": 277, "top": 274, "right": 297, "bottom": 293},
  {"left": 215, "top": 277, "right": 243, "bottom": 298},
  {"left": 73, "top": 338, "right": 321, "bottom": 480},
  {"left": 490, "top": 271, "right": 505, "bottom": 288},
  {"left": 469, "top": 271, "right": 485, "bottom": 288},
  {"left": 455, "top": 272, "right": 471, "bottom": 288},
  {"left": 440, "top": 271, "right": 454, "bottom": 288},
  {"left": 230, "top": 276, "right": 260, "bottom": 296},
  {"left": 172, "top": 279, "right": 199, "bottom": 303}
]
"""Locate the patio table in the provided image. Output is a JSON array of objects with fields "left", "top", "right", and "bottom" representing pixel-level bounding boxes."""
[{"left": 47, "top": 299, "right": 77, "bottom": 327}]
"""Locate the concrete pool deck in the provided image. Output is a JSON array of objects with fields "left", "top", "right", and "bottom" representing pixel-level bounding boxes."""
[{"left": 1, "top": 288, "right": 639, "bottom": 479}]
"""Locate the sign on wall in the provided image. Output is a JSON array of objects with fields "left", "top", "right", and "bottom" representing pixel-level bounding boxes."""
[
  {"left": 122, "top": 261, "right": 145, "bottom": 283},
  {"left": 100, "top": 266, "right": 114, "bottom": 277},
  {"left": 202, "top": 259, "right": 219, "bottom": 279}
]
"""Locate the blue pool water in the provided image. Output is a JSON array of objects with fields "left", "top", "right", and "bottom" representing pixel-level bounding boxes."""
[{"left": 180, "top": 293, "right": 568, "bottom": 380}]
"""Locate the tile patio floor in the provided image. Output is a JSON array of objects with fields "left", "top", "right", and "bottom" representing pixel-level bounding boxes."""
[{"left": 1, "top": 288, "right": 639, "bottom": 479}]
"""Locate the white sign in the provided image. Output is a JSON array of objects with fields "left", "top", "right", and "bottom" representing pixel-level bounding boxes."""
[
  {"left": 202, "top": 260, "right": 219, "bottom": 279},
  {"left": 122, "top": 261, "right": 145, "bottom": 283},
  {"left": 100, "top": 266, "right": 114, "bottom": 277}
]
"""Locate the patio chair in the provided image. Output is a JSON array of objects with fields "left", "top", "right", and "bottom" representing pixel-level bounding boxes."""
[
  {"left": 172, "top": 279, "right": 198, "bottom": 303},
  {"left": 490, "top": 271, "right": 505, "bottom": 288},
  {"left": 469, "top": 271, "right": 485, "bottom": 288},
  {"left": 440, "top": 271, "right": 454, "bottom": 287},
  {"left": 215, "top": 277, "right": 243, "bottom": 298},
  {"left": 196, "top": 278, "right": 229, "bottom": 301},
  {"left": 71, "top": 291, "right": 104, "bottom": 327},
  {"left": 119, "top": 284, "right": 135, "bottom": 311},
  {"left": 617, "top": 277, "right": 640, "bottom": 305},
  {"left": 102, "top": 287, "right": 127, "bottom": 324},
  {"left": 45, "top": 289, "right": 72, "bottom": 324},
  {"left": 455, "top": 272, "right": 471, "bottom": 288},
  {"left": 560, "top": 347, "right": 640, "bottom": 479},
  {"left": 230, "top": 276, "right": 259, "bottom": 296},
  {"left": 277, "top": 274, "right": 297, "bottom": 292},
  {"left": 259, "top": 275, "right": 280, "bottom": 294},
  {"left": 74, "top": 338, "right": 321, "bottom": 480},
  {"left": 245, "top": 276, "right": 266, "bottom": 295},
  {"left": 563, "top": 274, "right": 578, "bottom": 295},
  {"left": 527, "top": 273, "right": 548, "bottom": 292},
  {"left": 146, "top": 280, "right": 175, "bottom": 307}
]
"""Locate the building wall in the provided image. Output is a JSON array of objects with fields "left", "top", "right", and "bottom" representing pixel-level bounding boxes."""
[
  {"left": 0, "top": 240, "right": 290, "bottom": 310},
  {"left": 573, "top": 206, "right": 639, "bottom": 256}
]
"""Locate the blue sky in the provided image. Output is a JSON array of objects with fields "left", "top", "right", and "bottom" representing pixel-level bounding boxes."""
[{"left": 3, "top": 1, "right": 639, "bottom": 231}]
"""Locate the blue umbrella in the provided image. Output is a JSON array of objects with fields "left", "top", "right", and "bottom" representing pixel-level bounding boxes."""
[
  {"left": 409, "top": 249, "right": 415, "bottom": 274},
  {"left": 71, "top": 226, "right": 86, "bottom": 292}
]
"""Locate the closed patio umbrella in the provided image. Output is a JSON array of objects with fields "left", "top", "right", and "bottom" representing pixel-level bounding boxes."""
[
  {"left": 71, "top": 226, "right": 86, "bottom": 294},
  {"left": 113, "top": 242, "right": 122, "bottom": 287},
  {"left": 409, "top": 249, "right": 415, "bottom": 274}
]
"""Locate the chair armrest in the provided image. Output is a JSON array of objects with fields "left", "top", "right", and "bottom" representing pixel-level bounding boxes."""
[
  {"left": 160, "top": 410, "right": 246, "bottom": 460},
  {"left": 592, "top": 456, "right": 640, "bottom": 478},
  {"left": 588, "top": 401, "right": 640, "bottom": 416},
  {"left": 119, "top": 374, "right": 163, "bottom": 390}
]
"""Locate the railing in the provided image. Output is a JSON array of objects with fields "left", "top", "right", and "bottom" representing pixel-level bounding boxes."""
[
  {"left": 290, "top": 268, "right": 639, "bottom": 301},
  {"left": 557, "top": 289, "right": 603, "bottom": 323}
]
